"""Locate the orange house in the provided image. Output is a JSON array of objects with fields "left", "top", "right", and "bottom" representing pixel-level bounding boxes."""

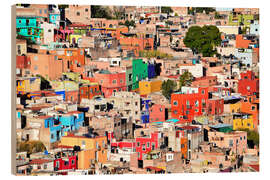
[
  {"left": 240, "top": 96, "right": 259, "bottom": 131},
  {"left": 119, "top": 36, "right": 154, "bottom": 56},
  {"left": 59, "top": 135, "right": 108, "bottom": 169},
  {"left": 236, "top": 35, "right": 252, "bottom": 49}
]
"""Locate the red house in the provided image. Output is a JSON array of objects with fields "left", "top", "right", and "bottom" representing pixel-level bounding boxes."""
[
  {"left": 206, "top": 98, "right": 224, "bottom": 116},
  {"left": 149, "top": 104, "right": 166, "bottom": 123},
  {"left": 54, "top": 155, "right": 77, "bottom": 171},
  {"left": 79, "top": 84, "right": 101, "bottom": 102},
  {"left": 16, "top": 56, "right": 30, "bottom": 69},
  {"left": 171, "top": 87, "right": 209, "bottom": 123},
  {"left": 135, "top": 132, "right": 160, "bottom": 160},
  {"left": 94, "top": 70, "right": 126, "bottom": 98},
  {"left": 238, "top": 71, "right": 259, "bottom": 96}
]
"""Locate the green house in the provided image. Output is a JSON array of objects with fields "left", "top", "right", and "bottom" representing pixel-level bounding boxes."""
[
  {"left": 228, "top": 13, "right": 254, "bottom": 27},
  {"left": 132, "top": 59, "right": 148, "bottom": 90}
]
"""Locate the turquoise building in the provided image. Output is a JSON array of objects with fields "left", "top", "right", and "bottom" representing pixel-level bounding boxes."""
[{"left": 16, "top": 16, "right": 43, "bottom": 44}]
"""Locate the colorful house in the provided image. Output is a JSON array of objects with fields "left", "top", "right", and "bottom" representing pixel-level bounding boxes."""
[
  {"left": 238, "top": 71, "right": 259, "bottom": 96},
  {"left": 16, "top": 16, "right": 43, "bottom": 44},
  {"left": 132, "top": 59, "right": 148, "bottom": 90},
  {"left": 149, "top": 104, "right": 166, "bottom": 123},
  {"left": 139, "top": 80, "right": 162, "bottom": 96},
  {"left": 59, "top": 135, "right": 108, "bottom": 169},
  {"left": 171, "top": 87, "right": 209, "bottom": 123},
  {"left": 79, "top": 83, "right": 101, "bottom": 102},
  {"left": 94, "top": 70, "right": 126, "bottom": 98},
  {"left": 16, "top": 77, "right": 41, "bottom": 95},
  {"left": 135, "top": 132, "right": 160, "bottom": 160},
  {"left": 233, "top": 113, "right": 254, "bottom": 130}
]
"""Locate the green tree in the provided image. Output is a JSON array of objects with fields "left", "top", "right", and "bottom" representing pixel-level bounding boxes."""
[
  {"left": 161, "top": 79, "right": 177, "bottom": 100},
  {"left": 238, "top": 128, "right": 259, "bottom": 147},
  {"left": 179, "top": 71, "right": 194, "bottom": 89},
  {"left": 18, "top": 141, "right": 46, "bottom": 154},
  {"left": 124, "top": 20, "right": 136, "bottom": 30},
  {"left": 188, "top": 7, "right": 215, "bottom": 15},
  {"left": 183, "top": 25, "right": 222, "bottom": 57},
  {"left": 91, "top": 5, "right": 112, "bottom": 19},
  {"left": 161, "top": 7, "right": 173, "bottom": 14}
]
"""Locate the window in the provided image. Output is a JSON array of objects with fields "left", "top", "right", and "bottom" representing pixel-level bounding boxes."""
[
  {"left": 137, "top": 142, "right": 140, "bottom": 147},
  {"left": 76, "top": 12, "right": 80, "bottom": 16},
  {"left": 147, "top": 142, "right": 150, "bottom": 148},
  {"left": 195, "top": 100, "right": 199, "bottom": 107},
  {"left": 152, "top": 142, "right": 155, "bottom": 150},
  {"left": 173, "top": 101, "right": 178, "bottom": 106},
  {"left": 51, "top": 134, "right": 54, "bottom": 139},
  {"left": 195, "top": 109, "right": 199, "bottom": 112},
  {"left": 44, "top": 164, "right": 47, "bottom": 169},
  {"left": 201, "top": 90, "right": 205, "bottom": 94},
  {"left": 174, "top": 110, "right": 178, "bottom": 115},
  {"left": 186, "top": 111, "right": 189, "bottom": 115},
  {"left": 44, "top": 9, "right": 47, "bottom": 14},
  {"left": 85, "top": 8, "right": 88, "bottom": 12},
  {"left": 34, "top": 56, "right": 38, "bottom": 61},
  {"left": 18, "top": 20, "right": 22, "bottom": 24},
  {"left": 142, "top": 144, "right": 146, "bottom": 151},
  {"left": 229, "top": 140, "right": 233, "bottom": 147},
  {"left": 48, "top": 29, "right": 52, "bottom": 33},
  {"left": 64, "top": 161, "right": 69, "bottom": 166},
  {"left": 82, "top": 140, "right": 85, "bottom": 146},
  {"left": 160, "top": 108, "right": 163, "bottom": 112},
  {"left": 34, "top": 65, "right": 38, "bottom": 70},
  {"left": 71, "top": 160, "right": 75, "bottom": 165},
  {"left": 54, "top": 56, "right": 58, "bottom": 60},
  {"left": 112, "top": 80, "right": 117, "bottom": 84},
  {"left": 39, "top": 9, "right": 42, "bottom": 14},
  {"left": 96, "top": 142, "right": 99, "bottom": 149},
  {"left": 252, "top": 106, "right": 255, "bottom": 111},
  {"left": 120, "top": 79, "right": 123, "bottom": 83},
  {"left": 80, "top": 50, "right": 83, "bottom": 55}
]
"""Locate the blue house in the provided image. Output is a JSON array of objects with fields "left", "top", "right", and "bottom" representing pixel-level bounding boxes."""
[
  {"left": 141, "top": 111, "right": 149, "bottom": 124},
  {"left": 44, "top": 116, "right": 62, "bottom": 143},
  {"left": 141, "top": 99, "right": 151, "bottom": 124},
  {"left": 42, "top": 112, "right": 84, "bottom": 143},
  {"left": 147, "top": 63, "right": 156, "bottom": 79},
  {"left": 59, "top": 112, "right": 84, "bottom": 133}
]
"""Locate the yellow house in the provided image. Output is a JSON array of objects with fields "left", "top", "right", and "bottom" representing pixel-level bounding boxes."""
[
  {"left": 69, "top": 34, "right": 82, "bottom": 44},
  {"left": 233, "top": 113, "right": 254, "bottom": 130},
  {"left": 16, "top": 77, "right": 41, "bottom": 95},
  {"left": 139, "top": 80, "right": 162, "bottom": 95}
]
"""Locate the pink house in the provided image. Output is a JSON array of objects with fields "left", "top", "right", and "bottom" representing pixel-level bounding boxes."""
[
  {"left": 94, "top": 70, "right": 126, "bottom": 98},
  {"left": 208, "top": 131, "right": 247, "bottom": 155},
  {"left": 149, "top": 104, "right": 166, "bottom": 123}
]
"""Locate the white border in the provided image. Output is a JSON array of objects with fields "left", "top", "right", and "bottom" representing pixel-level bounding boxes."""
[{"left": 1, "top": 0, "right": 269, "bottom": 180}]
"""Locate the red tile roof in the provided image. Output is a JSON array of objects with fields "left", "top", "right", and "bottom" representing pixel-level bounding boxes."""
[
  {"left": 29, "top": 159, "right": 52, "bottom": 165},
  {"left": 180, "top": 125, "right": 198, "bottom": 130},
  {"left": 249, "top": 164, "right": 259, "bottom": 172},
  {"left": 144, "top": 166, "right": 163, "bottom": 172}
]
